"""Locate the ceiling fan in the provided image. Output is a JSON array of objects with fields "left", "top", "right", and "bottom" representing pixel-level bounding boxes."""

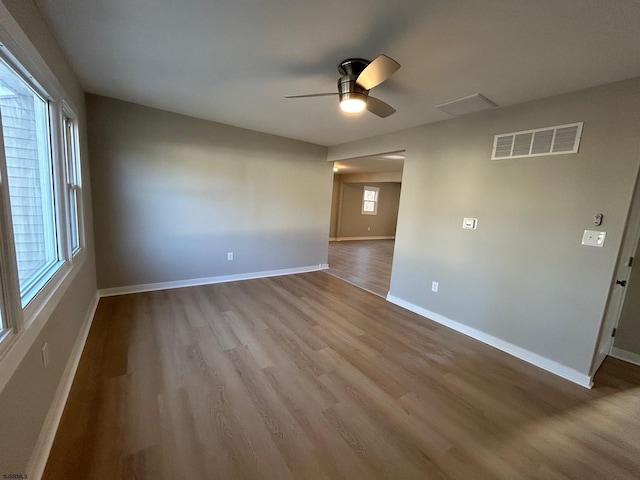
[{"left": 285, "top": 55, "right": 400, "bottom": 118}]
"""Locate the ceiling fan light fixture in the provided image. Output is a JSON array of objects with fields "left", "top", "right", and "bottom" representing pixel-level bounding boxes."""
[
  {"left": 286, "top": 54, "right": 400, "bottom": 118},
  {"left": 338, "top": 75, "right": 368, "bottom": 114},
  {"left": 340, "top": 98, "right": 366, "bottom": 113}
]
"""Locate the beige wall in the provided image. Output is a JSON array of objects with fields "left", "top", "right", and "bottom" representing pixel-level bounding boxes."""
[
  {"left": 329, "top": 77, "right": 640, "bottom": 377},
  {"left": 87, "top": 95, "right": 332, "bottom": 289},
  {"left": 329, "top": 174, "right": 341, "bottom": 239},
  {"left": 0, "top": 0, "right": 97, "bottom": 474},
  {"left": 337, "top": 182, "right": 401, "bottom": 238}
]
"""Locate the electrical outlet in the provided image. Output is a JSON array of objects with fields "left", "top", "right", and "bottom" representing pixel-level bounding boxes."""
[
  {"left": 431, "top": 281, "right": 439, "bottom": 293},
  {"left": 227, "top": 252, "right": 234, "bottom": 261},
  {"left": 42, "top": 343, "right": 49, "bottom": 368},
  {"left": 582, "top": 230, "right": 606, "bottom": 248},
  {"left": 367, "top": 226, "right": 371, "bottom": 231}
]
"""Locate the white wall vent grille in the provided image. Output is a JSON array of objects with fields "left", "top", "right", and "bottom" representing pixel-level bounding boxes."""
[{"left": 491, "top": 122, "right": 583, "bottom": 160}]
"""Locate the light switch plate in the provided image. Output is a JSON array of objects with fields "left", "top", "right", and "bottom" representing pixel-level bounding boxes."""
[
  {"left": 462, "top": 218, "right": 477, "bottom": 230},
  {"left": 582, "top": 230, "right": 606, "bottom": 247}
]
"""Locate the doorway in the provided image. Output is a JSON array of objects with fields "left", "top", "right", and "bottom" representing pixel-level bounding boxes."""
[
  {"left": 326, "top": 151, "right": 404, "bottom": 297},
  {"left": 593, "top": 166, "right": 640, "bottom": 373},
  {"left": 611, "top": 240, "right": 640, "bottom": 366}
]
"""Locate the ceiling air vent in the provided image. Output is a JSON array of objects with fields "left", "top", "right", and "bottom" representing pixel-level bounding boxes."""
[
  {"left": 436, "top": 93, "right": 497, "bottom": 116},
  {"left": 491, "top": 122, "right": 583, "bottom": 160}
]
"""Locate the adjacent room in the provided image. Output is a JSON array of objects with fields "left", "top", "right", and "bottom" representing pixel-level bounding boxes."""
[
  {"left": 0, "top": 1, "right": 640, "bottom": 479},
  {"left": 327, "top": 152, "right": 404, "bottom": 296}
]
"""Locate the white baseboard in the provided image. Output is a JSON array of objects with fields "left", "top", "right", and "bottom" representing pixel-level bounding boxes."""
[
  {"left": 386, "top": 294, "right": 593, "bottom": 389},
  {"left": 99, "top": 264, "right": 330, "bottom": 297},
  {"left": 28, "top": 293, "right": 100, "bottom": 479},
  {"left": 333, "top": 236, "right": 395, "bottom": 241},
  {"left": 610, "top": 346, "right": 640, "bottom": 367}
]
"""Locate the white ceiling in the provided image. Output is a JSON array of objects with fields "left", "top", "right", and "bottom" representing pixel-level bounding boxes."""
[{"left": 34, "top": 0, "right": 640, "bottom": 147}]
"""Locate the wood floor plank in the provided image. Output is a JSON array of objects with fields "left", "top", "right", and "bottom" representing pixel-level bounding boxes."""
[
  {"left": 225, "top": 345, "right": 333, "bottom": 479},
  {"left": 327, "top": 239, "right": 394, "bottom": 297},
  {"left": 192, "top": 326, "right": 295, "bottom": 480},
  {"left": 322, "top": 400, "right": 444, "bottom": 480},
  {"left": 43, "top": 272, "right": 640, "bottom": 479}
]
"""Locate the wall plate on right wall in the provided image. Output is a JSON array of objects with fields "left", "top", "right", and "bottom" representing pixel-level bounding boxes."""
[
  {"left": 462, "top": 218, "right": 477, "bottom": 230},
  {"left": 582, "top": 230, "right": 606, "bottom": 247}
]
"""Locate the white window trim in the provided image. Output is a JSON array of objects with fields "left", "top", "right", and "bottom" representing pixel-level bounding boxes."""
[
  {"left": 0, "top": 102, "right": 21, "bottom": 344},
  {"left": 362, "top": 185, "right": 380, "bottom": 215},
  {"left": 0, "top": 256, "right": 83, "bottom": 388},
  {"left": 61, "top": 104, "right": 85, "bottom": 258},
  {"left": 0, "top": 5, "right": 87, "bottom": 372},
  {"left": 0, "top": 51, "right": 67, "bottom": 307}
]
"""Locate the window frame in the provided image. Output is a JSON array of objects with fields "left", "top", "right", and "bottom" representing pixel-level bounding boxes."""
[
  {"left": 61, "top": 106, "right": 84, "bottom": 257},
  {"left": 0, "top": 31, "right": 86, "bottom": 359},
  {"left": 0, "top": 53, "right": 67, "bottom": 309},
  {"left": 361, "top": 185, "right": 380, "bottom": 216},
  {"left": 0, "top": 107, "right": 21, "bottom": 343}
]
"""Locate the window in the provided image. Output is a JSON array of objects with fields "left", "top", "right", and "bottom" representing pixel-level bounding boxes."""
[
  {"left": 0, "top": 42, "right": 84, "bottom": 345},
  {"left": 0, "top": 57, "right": 61, "bottom": 306},
  {"left": 362, "top": 185, "right": 379, "bottom": 215},
  {"left": 63, "top": 115, "right": 81, "bottom": 255}
]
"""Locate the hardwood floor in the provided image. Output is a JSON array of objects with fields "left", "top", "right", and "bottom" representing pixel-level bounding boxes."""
[
  {"left": 327, "top": 240, "right": 394, "bottom": 297},
  {"left": 43, "top": 272, "right": 640, "bottom": 479}
]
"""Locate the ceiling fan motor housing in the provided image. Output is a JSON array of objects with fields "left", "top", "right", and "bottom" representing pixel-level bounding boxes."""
[
  {"left": 338, "top": 74, "right": 369, "bottom": 104},
  {"left": 338, "top": 58, "right": 370, "bottom": 76}
]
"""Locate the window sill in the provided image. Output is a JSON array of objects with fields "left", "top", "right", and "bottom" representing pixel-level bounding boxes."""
[
  {"left": 0, "top": 251, "right": 87, "bottom": 393},
  {"left": 0, "top": 327, "right": 16, "bottom": 361}
]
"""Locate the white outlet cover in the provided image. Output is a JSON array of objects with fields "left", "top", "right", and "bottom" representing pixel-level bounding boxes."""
[
  {"left": 582, "top": 230, "right": 606, "bottom": 247},
  {"left": 432, "top": 281, "right": 439, "bottom": 292}
]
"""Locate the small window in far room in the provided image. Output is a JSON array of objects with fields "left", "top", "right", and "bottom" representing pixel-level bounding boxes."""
[{"left": 362, "top": 185, "right": 379, "bottom": 215}]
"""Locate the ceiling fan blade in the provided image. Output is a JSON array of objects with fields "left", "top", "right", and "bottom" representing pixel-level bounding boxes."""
[
  {"left": 356, "top": 54, "right": 400, "bottom": 90},
  {"left": 285, "top": 93, "right": 337, "bottom": 98},
  {"left": 366, "top": 96, "right": 396, "bottom": 118}
]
